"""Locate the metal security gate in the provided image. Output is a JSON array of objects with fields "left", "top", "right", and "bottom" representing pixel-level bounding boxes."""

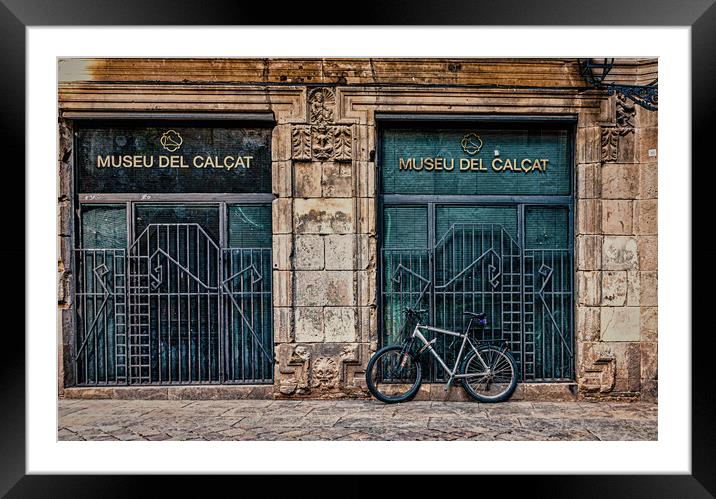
[
  {"left": 381, "top": 219, "right": 573, "bottom": 382},
  {"left": 74, "top": 220, "right": 273, "bottom": 386}
]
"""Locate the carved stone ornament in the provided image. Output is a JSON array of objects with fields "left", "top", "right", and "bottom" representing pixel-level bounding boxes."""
[
  {"left": 600, "top": 92, "right": 637, "bottom": 163},
  {"left": 291, "top": 87, "right": 352, "bottom": 162},
  {"left": 615, "top": 92, "right": 636, "bottom": 131},
  {"left": 601, "top": 127, "right": 619, "bottom": 163},
  {"left": 309, "top": 88, "right": 335, "bottom": 125},
  {"left": 311, "top": 357, "right": 339, "bottom": 389},
  {"left": 581, "top": 356, "right": 616, "bottom": 394},
  {"left": 279, "top": 345, "right": 311, "bottom": 395},
  {"left": 291, "top": 125, "right": 312, "bottom": 161}
]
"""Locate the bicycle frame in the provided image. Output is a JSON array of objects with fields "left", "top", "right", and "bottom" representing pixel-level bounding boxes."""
[{"left": 409, "top": 322, "right": 491, "bottom": 391}]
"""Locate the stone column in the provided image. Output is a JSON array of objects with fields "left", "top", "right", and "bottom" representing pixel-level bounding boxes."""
[
  {"left": 275, "top": 88, "right": 373, "bottom": 398},
  {"left": 58, "top": 118, "right": 75, "bottom": 395},
  {"left": 577, "top": 92, "right": 658, "bottom": 400}
]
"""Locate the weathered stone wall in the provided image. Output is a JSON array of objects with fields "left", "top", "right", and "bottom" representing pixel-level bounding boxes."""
[
  {"left": 57, "top": 118, "right": 75, "bottom": 398},
  {"left": 274, "top": 87, "right": 374, "bottom": 398},
  {"left": 57, "top": 58, "right": 657, "bottom": 401},
  {"left": 575, "top": 92, "right": 658, "bottom": 401}
]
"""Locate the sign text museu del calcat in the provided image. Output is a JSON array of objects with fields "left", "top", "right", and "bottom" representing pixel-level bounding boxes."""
[
  {"left": 398, "top": 156, "right": 550, "bottom": 173},
  {"left": 76, "top": 124, "right": 272, "bottom": 194}
]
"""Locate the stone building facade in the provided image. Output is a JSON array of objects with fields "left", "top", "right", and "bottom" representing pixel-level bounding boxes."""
[{"left": 57, "top": 58, "right": 657, "bottom": 401}]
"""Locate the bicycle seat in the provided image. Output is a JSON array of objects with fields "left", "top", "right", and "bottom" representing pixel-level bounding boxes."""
[{"left": 463, "top": 311, "right": 486, "bottom": 320}]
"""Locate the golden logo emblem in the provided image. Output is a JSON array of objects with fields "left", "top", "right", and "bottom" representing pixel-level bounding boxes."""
[
  {"left": 160, "top": 130, "right": 183, "bottom": 152},
  {"left": 460, "top": 132, "right": 483, "bottom": 155}
]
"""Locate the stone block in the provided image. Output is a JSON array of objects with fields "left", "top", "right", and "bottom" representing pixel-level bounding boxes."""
[
  {"left": 272, "top": 234, "right": 293, "bottom": 271},
  {"left": 641, "top": 342, "right": 658, "bottom": 382},
  {"left": 600, "top": 307, "right": 640, "bottom": 341},
  {"left": 633, "top": 200, "right": 657, "bottom": 235},
  {"left": 602, "top": 200, "right": 633, "bottom": 235},
  {"left": 272, "top": 270, "right": 293, "bottom": 307},
  {"left": 640, "top": 306, "right": 658, "bottom": 342},
  {"left": 356, "top": 161, "right": 376, "bottom": 198},
  {"left": 637, "top": 235, "right": 658, "bottom": 271},
  {"left": 356, "top": 234, "right": 376, "bottom": 270},
  {"left": 58, "top": 200, "right": 71, "bottom": 237},
  {"left": 294, "top": 198, "right": 354, "bottom": 234},
  {"left": 576, "top": 200, "right": 601, "bottom": 235},
  {"left": 295, "top": 271, "right": 354, "bottom": 306},
  {"left": 357, "top": 269, "right": 377, "bottom": 307},
  {"left": 617, "top": 131, "right": 636, "bottom": 164},
  {"left": 112, "top": 387, "right": 169, "bottom": 400},
  {"left": 295, "top": 307, "right": 324, "bottom": 342},
  {"left": 273, "top": 307, "right": 294, "bottom": 343},
  {"left": 271, "top": 124, "right": 292, "bottom": 162},
  {"left": 272, "top": 160, "right": 291, "bottom": 198},
  {"left": 168, "top": 386, "right": 273, "bottom": 400},
  {"left": 358, "top": 197, "right": 376, "bottom": 235},
  {"left": 626, "top": 271, "right": 640, "bottom": 306},
  {"left": 576, "top": 163, "right": 601, "bottom": 199},
  {"left": 57, "top": 268, "right": 70, "bottom": 306},
  {"left": 576, "top": 235, "right": 602, "bottom": 270},
  {"left": 62, "top": 387, "right": 113, "bottom": 399},
  {"left": 639, "top": 271, "right": 658, "bottom": 307},
  {"left": 518, "top": 383, "right": 577, "bottom": 401},
  {"left": 359, "top": 305, "right": 378, "bottom": 344},
  {"left": 602, "top": 236, "right": 638, "bottom": 270},
  {"left": 577, "top": 271, "right": 600, "bottom": 306},
  {"left": 324, "top": 307, "right": 356, "bottom": 342},
  {"left": 579, "top": 341, "right": 641, "bottom": 394},
  {"left": 57, "top": 162, "right": 73, "bottom": 199},
  {"left": 577, "top": 126, "right": 601, "bottom": 164},
  {"left": 355, "top": 124, "right": 376, "bottom": 162},
  {"left": 601, "top": 164, "right": 638, "bottom": 199},
  {"left": 639, "top": 163, "right": 658, "bottom": 199},
  {"left": 294, "top": 161, "right": 322, "bottom": 197},
  {"left": 272, "top": 198, "right": 293, "bottom": 234},
  {"left": 294, "top": 235, "right": 324, "bottom": 270},
  {"left": 58, "top": 236, "right": 73, "bottom": 278},
  {"left": 322, "top": 162, "right": 354, "bottom": 197},
  {"left": 636, "top": 105, "right": 658, "bottom": 128},
  {"left": 637, "top": 127, "right": 658, "bottom": 163},
  {"left": 601, "top": 271, "right": 627, "bottom": 306},
  {"left": 640, "top": 379, "right": 658, "bottom": 402},
  {"left": 576, "top": 306, "right": 600, "bottom": 342},
  {"left": 325, "top": 234, "right": 355, "bottom": 270},
  {"left": 60, "top": 308, "right": 75, "bottom": 388}
]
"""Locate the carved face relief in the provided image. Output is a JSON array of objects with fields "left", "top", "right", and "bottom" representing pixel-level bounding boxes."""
[{"left": 311, "top": 357, "right": 338, "bottom": 388}]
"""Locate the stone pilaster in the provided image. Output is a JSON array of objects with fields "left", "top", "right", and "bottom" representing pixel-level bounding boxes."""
[
  {"left": 577, "top": 91, "right": 657, "bottom": 400},
  {"left": 58, "top": 118, "right": 75, "bottom": 395},
  {"left": 276, "top": 87, "right": 372, "bottom": 399}
]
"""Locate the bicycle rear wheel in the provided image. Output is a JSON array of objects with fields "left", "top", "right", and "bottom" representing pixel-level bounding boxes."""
[
  {"left": 460, "top": 346, "right": 518, "bottom": 403},
  {"left": 365, "top": 345, "right": 422, "bottom": 403}
]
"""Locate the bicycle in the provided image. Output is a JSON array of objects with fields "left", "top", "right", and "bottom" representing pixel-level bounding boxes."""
[{"left": 365, "top": 307, "right": 518, "bottom": 404}]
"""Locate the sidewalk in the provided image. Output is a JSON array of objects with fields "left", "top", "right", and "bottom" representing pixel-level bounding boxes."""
[{"left": 58, "top": 399, "right": 657, "bottom": 441}]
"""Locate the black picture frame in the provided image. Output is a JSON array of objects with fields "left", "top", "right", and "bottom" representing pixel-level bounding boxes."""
[{"left": 5, "top": 1, "right": 712, "bottom": 496}]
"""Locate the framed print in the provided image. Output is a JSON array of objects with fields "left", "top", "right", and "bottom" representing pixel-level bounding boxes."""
[{"left": 6, "top": 0, "right": 713, "bottom": 496}]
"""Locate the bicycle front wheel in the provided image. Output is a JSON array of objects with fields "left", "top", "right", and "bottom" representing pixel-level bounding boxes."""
[
  {"left": 460, "top": 346, "right": 518, "bottom": 403},
  {"left": 365, "top": 345, "right": 422, "bottom": 404}
]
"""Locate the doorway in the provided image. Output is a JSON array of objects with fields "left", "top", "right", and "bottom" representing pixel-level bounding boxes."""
[{"left": 74, "top": 201, "right": 273, "bottom": 385}]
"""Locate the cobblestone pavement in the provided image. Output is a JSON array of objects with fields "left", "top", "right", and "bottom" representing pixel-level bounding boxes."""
[{"left": 58, "top": 399, "right": 657, "bottom": 441}]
